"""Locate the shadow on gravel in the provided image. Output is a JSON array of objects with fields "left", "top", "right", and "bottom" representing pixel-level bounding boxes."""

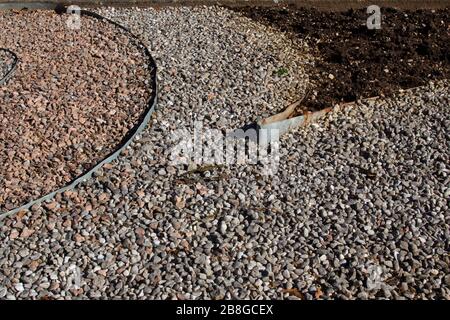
[{"left": 232, "top": 6, "right": 450, "bottom": 113}]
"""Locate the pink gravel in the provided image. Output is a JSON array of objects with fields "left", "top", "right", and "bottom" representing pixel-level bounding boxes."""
[{"left": 0, "top": 10, "right": 153, "bottom": 212}]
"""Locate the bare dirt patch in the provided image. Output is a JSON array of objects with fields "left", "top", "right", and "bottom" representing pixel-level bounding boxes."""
[{"left": 234, "top": 6, "right": 450, "bottom": 113}]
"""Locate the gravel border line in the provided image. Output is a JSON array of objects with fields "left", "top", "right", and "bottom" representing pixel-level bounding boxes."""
[
  {"left": 0, "top": 5, "right": 158, "bottom": 220},
  {"left": 0, "top": 48, "right": 18, "bottom": 85},
  {"left": 256, "top": 84, "right": 439, "bottom": 145}
]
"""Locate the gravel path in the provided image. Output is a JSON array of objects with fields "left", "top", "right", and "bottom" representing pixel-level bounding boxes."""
[
  {"left": 0, "top": 7, "right": 448, "bottom": 300},
  {"left": 96, "top": 6, "right": 311, "bottom": 130}
]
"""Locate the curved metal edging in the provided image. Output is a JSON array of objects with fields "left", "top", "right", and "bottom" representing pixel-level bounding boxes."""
[
  {"left": 0, "top": 48, "right": 18, "bottom": 85},
  {"left": 0, "top": 5, "right": 158, "bottom": 219}
]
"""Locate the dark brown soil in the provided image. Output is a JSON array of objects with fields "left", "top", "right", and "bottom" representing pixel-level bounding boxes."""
[{"left": 233, "top": 6, "right": 450, "bottom": 112}]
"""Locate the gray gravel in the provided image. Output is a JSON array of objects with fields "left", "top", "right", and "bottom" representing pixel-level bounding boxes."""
[
  {"left": 0, "top": 49, "right": 15, "bottom": 83},
  {"left": 97, "top": 6, "right": 311, "bottom": 130},
  {"left": 0, "top": 7, "right": 448, "bottom": 300}
]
